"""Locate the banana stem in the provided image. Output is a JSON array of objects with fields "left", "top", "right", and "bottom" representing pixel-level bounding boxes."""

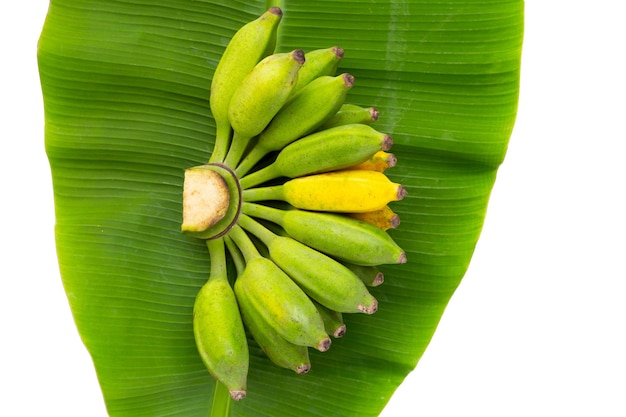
[
  {"left": 235, "top": 145, "right": 269, "bottom": 178},
  {"left": 237, "top": 214, "right": 277, "bottom": 247},
  {"left": 208, "top": 124, "right": 231, "bottom": 163},
  {"left": 206, "top": 238, "right": 227, "bottom": 281},
  {"left": 223, "top": 132, "right": 252, "bottom": 168},
  {"left": 241, "top": 202, "right": 285, "bottom": 227},
  {"left": 209, "top": 381, "right": 232, "bottom": 417},
  {"left": 239, "top": 162, "right": 279, "bottom": 189},
  {"left": 228, "top": 224, "right": 262, "bottom": 263},
  {"left": 241, "top": 185, "right": 284, "bottom": 203},
  {"left": 224, "top": 236, "right": 245, "bottom": 276}
]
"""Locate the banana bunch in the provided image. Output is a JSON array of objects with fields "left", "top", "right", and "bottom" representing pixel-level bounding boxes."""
[{"left": 183, "top": 7, "right": 408, "bottom": 400}]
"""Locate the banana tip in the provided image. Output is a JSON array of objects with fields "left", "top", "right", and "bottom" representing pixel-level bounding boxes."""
[
  {"left": 343, "top": 73, "right": 355, "bottom": 88},
  {"left": 397, "top": 252, "right": 407, "bottom": 264},
  {"left": 229, "top": 390, "right": 246, "bottom": 401},
  {"left": 293, "top": 49, "right": 306, "bottom": 65},
  {"left": 397, "top": 185, "right": 408, "bottom": 200},
  {"left": 382, "top": 134, "right": 393, "bottom": 151},
  {"left": 372, "top": 272, "right": 385, "bottom": 286},
  {"left": 317, "top": 337, "right": 332, "bottom": 352},
  {"left": 334, "top": 325, "right": 347, "bottom": 338},
  {"left": 359, "top": 300, "right": 378, "bottom": 315},
  {"left": 369, "top": 107, "right": 380, "bottom": 122},
  {"left": 296, "top": 364, "right": 311, "bottom": 375},
  {"left": 268, "top": 7, "right": 283, "bottom": 17},
  {"left": 333, "top": 46, "right": 345, "bottom": 59},
  {"left": 389, "top": 214, "right": 401, "bottom": 229}
]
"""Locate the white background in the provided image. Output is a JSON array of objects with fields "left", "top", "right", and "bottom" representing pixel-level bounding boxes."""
[{"left": 2, "top": 1, "right": 625, "bottom": 416}]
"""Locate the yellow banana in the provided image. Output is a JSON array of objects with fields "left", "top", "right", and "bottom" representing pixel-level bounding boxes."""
[
  {"left": 208, "top": 7, "right": 282, "bottom": 162},
  {"left": 242, "top": 170, "right": 407, "bottom": 213},
  {"left": 347, "top": 150, "right": 397, "bottom": 172},
  {"left": 224, "top": 50, "right": 305, "bottom": 168},
  {"left": 193, "top": 238, "right": 248, "bottom": 401},
  {"left": 224, "top": 236, "right": 311, "bottom": 374},
  {"left": 238, "top": 214, "right": 378, "bottom": 314},
  {"left": 290, "top": 46, "right": 344, "bottom": 96},
  {"left": 228, "top": 225, "right": 331, "bottom": 351},
  {"left": 242, "top": 202, "right": 406, "bottom": 266},
  {"left": 235, "top": 73, "right": 355, "bottom": 177},
  {"left": 318, "top": 103, "right": 380, "bottom": 130},
  {"left": 239, "top": 124, "right": 393, "bottom": 189},
  {"left": 347, "top": 205, "right": 400, "bottom": 230}
]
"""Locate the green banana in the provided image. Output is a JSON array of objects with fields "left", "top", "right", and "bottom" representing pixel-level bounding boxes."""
[
  {"left": 193, "top": 238, "right": 248, "bottom": 401},
  {"left": 312, "top": 300, "right": 346, "bottom": 338},
  {"left": 224, "top": 236, "right": 311, "bottom": 374},
  {"left": 317, "top": 103, "right": 380, "bottom": 130},
  {"left": 235, "top": 73, "right": 355, "bottom": 177},
  {"left": 341, "top": 261, "right": 385, "bottom": 287},
  {"left": 229, "top": 225, "right": 331, "bottom": 351},
  {"left": 242, "top": 202, "right": 406, "bottom": 266},
  {"left": 290, "top": 46, "right": 344, "bottom": 96},
  {"left": 208, "top": 7, "right": 282, "bottom": 163},
  {"left": 238, "top": 214, "right": 378, "bottom": 314},
  {"left": 224, "top": 50, "right": 305, "bottom": 168},
  {"left": 240, "top": 124, "right": 393, "bottom": 189},
  {"left": 242, "top": 170, "right": 407, "bottom": 213}
]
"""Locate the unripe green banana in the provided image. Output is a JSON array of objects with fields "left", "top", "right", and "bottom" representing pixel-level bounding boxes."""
[
  {"left": 340, "top": 261, "right": 385, "bottom": 287},
  {"left": 224, "top": 236, "right": 312, "bottom": 374},
  {"left": 208, "top": 7, "right": 282, "bottom": 163},
  {"left": 312, "top": 300, "right": 347, "bottom": 338},
  {"left": 235, "top": 74, "right": 355, "bottom": 177},
  {"left": 317, "top": 103, "right": 380, "bottom": 130},
  {"left": 228, "top": 225, "right": 331, "bottom": 351},
  {"left": 242, "top": 202, "right": 406, "bottom": 265},
  {"left": 193, "top": 238, "right": 248, "bottom": 401},
  {"left": 224, "top": 50, "right": 305, "bottom": 168},
  {"left": 243, "top": 170, "right": 407, "bottom": 213},
  {"left": 239, "top": 124, "right": 393, "bottom": 189},
  {"left": 238, "top": 214, "right": 378, "bottom": 314},
  {"left": 290, "top": 46, "right": 344, "bottom": 96},
  {"left": 347, "top": 205, "right": 400, "bottom": 230}
]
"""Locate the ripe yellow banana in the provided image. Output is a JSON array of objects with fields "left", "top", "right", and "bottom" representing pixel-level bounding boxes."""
[
  {"left": 347, "top": 150, "right": 397, "bottom": 172},
  {"left": 242, "top": 202, "right": 406, "bottom": 265},
  {"left": 318, "top": 103, "right": 380, "bottom": 130},
  {"left": 224, "top": 50, "right": 305, "bottom": 168},
  {"left": 228, "top": 225, "right": 331, "bottom": 351},
  {"left": 238, "top": 214, "right": 378, "bottom": 314},
  {"left": 239, "top": 124, "right": 393, "bottom": 189},
  {"left": 235, "top": 73, "right": 355, "bottom": 177},
  {"left": 208, "top": 7, "right": 282, "bottom": 163},
  {"left": 224, "top": 236, "right": 311, "bottom": 374},
  {"left": 243, "top": 170, "right": 407, "bottom": 213},
  {"left": 290, "top": 46, "right": 344, "bottom": 96},
  {"left": 193, "top": 238, "right": 248, "bottom": 401},
  {"left": 347, "top": 205, "right": 400, "bottom": 230}
]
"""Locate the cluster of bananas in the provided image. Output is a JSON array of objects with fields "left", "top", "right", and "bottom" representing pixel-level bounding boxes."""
[{"left": 182, "top": 7, "right": 407, "bottom": 401}]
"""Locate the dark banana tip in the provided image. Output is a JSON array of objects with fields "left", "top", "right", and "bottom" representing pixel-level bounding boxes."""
[
  {"left": 372, "top": 272, "right": 385, "bottom": 286},
  {"left": 342, "top": 73, "right": 355, "bottom": 88},
  {"left": 334, "top": 325, "right": 347, "bottom": 338},
  {"left": 397, "top": 185, "right": 408, "bottom": 200},
  {"left": 359, "top": 300, "right": 378, "bottom": 315},
  {"left": 268, "top": 6, "right": 283, "bottom": 17},
  {"left": 296, "top": 364, "right": 311, "bottom": 375},
  {"left": 292, "top": 49, "right": 306, "bottom": 65},
  {"left": 369, "top": 107, "right": 380, "bottom": 122},
  {"left": 389, "top": 213, "right": 401, "bottom": 229},
  {"left": 332, "top": 46, "right": 345, "bottom": 59},
  {"left": 386, "top": 153, "right": 398, "bottom": 168},
  {"left": 317, "top": 337, "right": 332, "bottom": 352},
  {"left": 397, "top": 252, "right": 408, "bottom": 264},
  {"left": 382, "top": 134, "right": 393, "bottom": 151},
  {"left": 229, "top": 390, "right": 246, "bottom": 401}
]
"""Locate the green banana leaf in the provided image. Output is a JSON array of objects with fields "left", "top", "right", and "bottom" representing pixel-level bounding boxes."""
[{"left": 38, "top": 0, "right": 523, "bottom": 416}]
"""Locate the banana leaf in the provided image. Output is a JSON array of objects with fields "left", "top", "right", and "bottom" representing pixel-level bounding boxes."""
[{"left": 38, "top": 1, "right": 523, "bottom": 416}]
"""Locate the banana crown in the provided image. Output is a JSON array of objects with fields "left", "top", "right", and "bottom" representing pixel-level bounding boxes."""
[{"left": 184, "top": 7, "right": 408, "bottom": 400}]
